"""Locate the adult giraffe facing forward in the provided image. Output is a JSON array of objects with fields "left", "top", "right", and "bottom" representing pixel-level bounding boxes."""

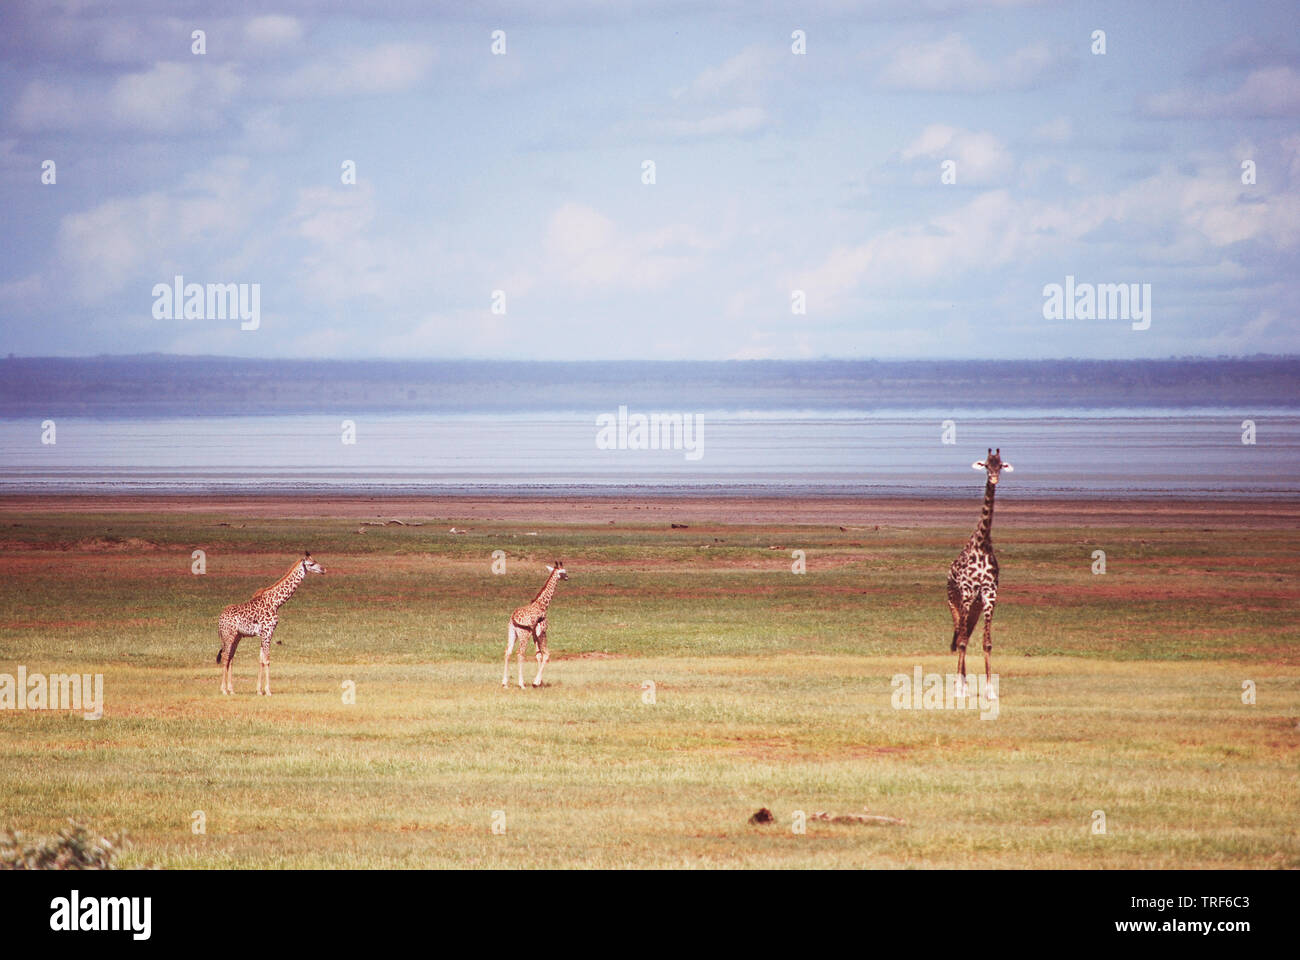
[
  {"left": 217, "top": 551, "right": 326, "bottom": 695},
  {"left": 948, "top": 449, "right": 1012, "bottom": 695},
  {"left": 503, "top": 561, "right": 568, "bottom": 689}
]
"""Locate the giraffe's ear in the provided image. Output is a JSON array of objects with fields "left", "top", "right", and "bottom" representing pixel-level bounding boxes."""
[
  {"left": 972, "top": 461, "right": 986, "bottom": 470},
  {"left": 1002, "top": 463, "right": 1013, "bottom": 472}
]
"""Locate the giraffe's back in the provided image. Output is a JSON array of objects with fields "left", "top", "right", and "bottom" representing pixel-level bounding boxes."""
[
  {"left": 511, "top": 604, "right": 542, "bottom": 629},
  {"left": 220, "top": 599, "right": 269, "bottom": 637}
]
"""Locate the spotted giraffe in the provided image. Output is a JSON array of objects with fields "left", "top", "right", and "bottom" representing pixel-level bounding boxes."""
[
  {"left": 216, "top": 552, "right": 326, "bottom": 696},
  {"left": 947, "top": 449, "right": 1013, "bottom": 695},
  {"left": 503, "top": 560, "right": 568, "bottom": 689}
]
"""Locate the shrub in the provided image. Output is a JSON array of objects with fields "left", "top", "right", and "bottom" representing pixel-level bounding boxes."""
[{"left": 0, "top": 820, "right": 126, "bottom": 870}]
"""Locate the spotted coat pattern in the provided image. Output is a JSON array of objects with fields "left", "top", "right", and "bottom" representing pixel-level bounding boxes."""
[
  {"left": 217, "top": 552, "right": 325, "bottom": 695},
  {"left": 503, "top": 561, "right": 567, "bottom": 688},
  {"left": 947, "top": 450, "right": 1011, "bottom": 684}
]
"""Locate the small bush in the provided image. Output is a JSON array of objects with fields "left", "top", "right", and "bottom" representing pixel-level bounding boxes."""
[{"left": 0, "top": 820, "right": 126, "bottom": 870}]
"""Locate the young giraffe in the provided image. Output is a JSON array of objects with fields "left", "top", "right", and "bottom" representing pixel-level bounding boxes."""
[
  {"left": 947, "top": 449, "right": 1013, "bottom": 697},
  {"left": 503, "top": 561, "right": 568, "bottom": 689},
  {"left": 216, "top": 551, "right": 326, "bottom": 696}
]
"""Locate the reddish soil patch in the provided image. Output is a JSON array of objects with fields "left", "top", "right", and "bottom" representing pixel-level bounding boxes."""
[
  {"left": 3, "top": 494, "right": 1297, "bottom": 529},
  {"left": 1010, "top": 583, "right": 1300, "bottom": 605}
]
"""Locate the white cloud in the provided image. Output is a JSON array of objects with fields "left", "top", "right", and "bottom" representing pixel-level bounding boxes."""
[
  {"left": 901, "top": 124, "right": 1012, "bottom": 183},
  {"left": 245, "top": 15, "right": 303, "bottom": 48},
  {"left": 1283, "top": 134, "right": 1300, "bottom": 181},
  {"left": 1032, "top": 116, "right": 1073, "bottom": 144},
  {"left": 657, "top": 106, "right": 769, "bottom": 138},
  {"left": 795, "top": 159, "right": 1300, "bottom": 310},
  {"left": 111, "top": 61, "right": 242, "bottom": 132},
  {"left": 239, "top": 106, "right": 300, "bottom": 152},
  {"left": 543, "top": 203, "right": 713, "bottom": 295},
  {"left": 538, "top": 200, "right": 722, "bottom": 293},
  {"left": 54, "top": 156, "right": 273, "bottom": 303},
  {"left": 288, "top": 182, "right": 475, "bottom": 313},
  {"left": 1143, "top": 66, "right": 1300, "bottom": 118},
  {"left": 644, "top": 46, "right": 777, "bottom": 140},
  {"left": 13, "top": 61, "right": 242, "bottom": 133},
  {"left": 795, "top": 190, "right": 1036, "bottom": 307},
  {"left": 878, "top": 33, "right": 1061, "bottom": 92},
  {"left": 681, "top": 46, "right": 772, "bottom": 103},
  {"left": 276, "top": 42, "right": 435, "bottom": 98}
]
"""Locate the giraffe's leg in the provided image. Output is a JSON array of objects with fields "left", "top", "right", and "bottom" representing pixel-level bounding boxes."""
[
  {"left": 503, "top": 623, "right": 516, "bottom": 687},
  {"left": 947, "top": 578, "right": 963, "bottom": 653},
  {"left": 532, "top": 621, "right": 549, "bottom": 687},
  {"left": 957, "top": 592, "right": 985, "bottom": 698},
  {"left": 218, "top": 628, "right": 231, "bottom": 694},
  {"left": 955, "top": 624, "right": 968, "bottom": 697},
  {"left": 518, "top": 631, "right": 527, "bottom": 689},
  {"left": 257, "top": 620, "right": 278, "bottom": 696},
  {"left": 259, "top": 636, "right": 273, "bottom": 696},
  {"left": 982, "top": 597, "right": 997, "bottom": 696},
  {"left": 223, "top": 635, "right": 241, "bottom": 695},
  {"left": 258, "top": 634, "right": 269, "bottom": 697},
  {"left": 948, "top": 578, "right": 968, "bottom": 695},
  {"left": 954, "top": 594, "right": 970, "bottom": 696}
]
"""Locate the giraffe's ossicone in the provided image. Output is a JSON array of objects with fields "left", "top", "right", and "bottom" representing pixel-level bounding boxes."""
[
  {"left": 216, "top": 551, "right": 326, "bottom": 696},
  {"left": 503, "top": 560, "right": 568, "bottom": 689}
]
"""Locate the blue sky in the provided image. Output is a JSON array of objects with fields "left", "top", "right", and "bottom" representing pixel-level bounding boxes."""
[{"left": 1, "top": 0, "right": 1298, "bottom": 360}]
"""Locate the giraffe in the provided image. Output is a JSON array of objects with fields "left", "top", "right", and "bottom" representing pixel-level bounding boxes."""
[
  {"left": 216, "top": 551, "right": 326, "bottom": 696},
  {"left": 947, "top": 449, "right": 1013, "bottom": 697},
  {"left": 503, "top": 560, "right": 568, "bottom": 689}
]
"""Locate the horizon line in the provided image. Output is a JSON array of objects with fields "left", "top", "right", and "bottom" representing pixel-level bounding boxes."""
[{"left": 5, "top": 352, "right": 1299, "bottom": 364}]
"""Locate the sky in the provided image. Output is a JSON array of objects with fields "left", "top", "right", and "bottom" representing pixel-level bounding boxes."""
[{"left": 1, "top": 0, "right": 1298, "bottom": 361}]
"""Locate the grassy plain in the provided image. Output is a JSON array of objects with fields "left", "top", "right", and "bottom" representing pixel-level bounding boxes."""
[{"left": 0, "top": 496, "right": 1296, "bottom": 868}]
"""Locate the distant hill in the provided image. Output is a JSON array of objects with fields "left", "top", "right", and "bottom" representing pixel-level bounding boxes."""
[{"left": 0, "top": 355, "right": 1296, "bottom": 417}]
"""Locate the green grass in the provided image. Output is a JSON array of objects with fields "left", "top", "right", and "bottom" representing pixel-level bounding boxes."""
[{"left": 0, "top": 510, "right": 1296, "bottom": 868}]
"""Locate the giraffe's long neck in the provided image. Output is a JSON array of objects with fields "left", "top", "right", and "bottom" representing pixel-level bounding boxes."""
[
  {"left": 970, "top": 478, "right": 997, "bottom": 547},
  {"left": 268, "top": 562, "right": 306, "bottom": 611},
  {"left": 532, "top": 570, "right": 561, "bottom": 612}
]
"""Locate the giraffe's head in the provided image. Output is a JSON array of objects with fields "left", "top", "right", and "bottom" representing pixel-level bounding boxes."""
[
  {"left": 972, "top": 448, "right": 1014, "bottom": 486},
  {"left": 302, "top": 551, "right": 326, "bottom": 575},
  {"left": 547, "top": 560, "right": 569, "bottom": 581}
]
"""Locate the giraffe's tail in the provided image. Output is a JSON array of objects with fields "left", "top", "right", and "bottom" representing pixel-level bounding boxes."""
[
  {"left": 216, "top": 649, "right": 223, "bottom": 665},
  {"left": 952, "top": 594, "right": 986, "bottom": 651},
  {"left": 962, "top": 594, "right": 985, "bottom": 644}
]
